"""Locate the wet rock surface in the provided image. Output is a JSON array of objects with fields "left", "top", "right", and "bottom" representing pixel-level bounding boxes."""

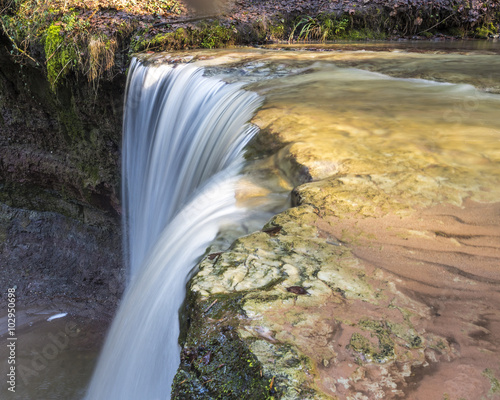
[
  {"left": 0, "top": 304, "right": 111, "bottom": 399},
  {"left": 174, "top": 47, "right": 500, "bottom": 399}
]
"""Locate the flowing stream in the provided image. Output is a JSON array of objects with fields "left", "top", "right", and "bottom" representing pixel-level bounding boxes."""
[{"left": 85, "top": 60, "right": 265, "bottom": 399}]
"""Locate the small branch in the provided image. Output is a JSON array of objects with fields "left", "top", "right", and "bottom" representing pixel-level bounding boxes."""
[
  {"left": 52, "top": 58, "right": 72, "bottom": 88},
  {"left": 0, "top": 0, "right": 15, "bottom": 14},
  {"left": 0, "top": 18, "right": 39, "bottom": 65},
  {"left": 45, "top": 41, "right": 65, "bottom": 64},
  {"left": 86, "top": 9, "right": 98, "bottom": 22},
  {"left": 417, "top": 12, "right": 455, "bottom": 35},
  {"left": 152, "top": 14, "right": 220, "bottom": 28},
  {"left": 203, "top": 299, "right": 218, "bottom": 314}
]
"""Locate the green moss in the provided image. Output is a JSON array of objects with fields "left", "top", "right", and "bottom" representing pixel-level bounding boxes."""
[
  {"left": 79, "top": 162, "right": 101, "bottom": 188},
  {"left": 349, "top": 333, "right": 374, "bottom": 355},
  {"left": 475, "top": 22, "right": 497, "bottom": 38},
  {"left": 483, "top": 368, "right": 500, "bottom": 395},
  {"left": 436, "top": 340, "right": 447, "bottom": 350},
  {"left": 385, "top": 320, "right": 422, "bottom": 349},
  {"left": 447, "top": 26, "right": 467, "bottom": 38},
  {"left": 130, "top": 23, "right": 235, "bottom": 53},
  {"left": 198, "top": 22, "right": 235, "bottom": 49},
  {"left": 58, "top": 106, "right": 84, "bottom": 142},
  {"left": 341, "top": 28, "right": 387, "bottom": 40},
  {"left": 269, "top": 22, "right": 285, "bottom": 40},
  {"left": 0, "top": 181, "right": 84, "bottom": 222},
  {"left": 172, "top": 28, "right": 191, "bottom": 46},
  {"left": 349, "top": 319, "right": 396, "bottom": 363},
  {"left": 44, "top": 23, "right": 77, "bottom": 89},
  {"left": 173, "top": 294, "right": 274, "bottom": 399},
  {"left": 131, "top": 27, "right": 193, "bottom": 53}
]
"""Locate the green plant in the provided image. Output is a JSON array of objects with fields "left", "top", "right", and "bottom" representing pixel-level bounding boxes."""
[
  {"left": 130, "top": 27, "right": 194, "bottom": 53},
  {"left": 199, "top": 22, "right": 234, "bottom": 49},
  {"left": 0, "top": 0, "right": 59, "bottom": 65},
  {"left": 269, "top": 19, "right": 285, "bottom": 40},
  {"left": 288, "top": 15, "right": 352, "bottom": 42},
  {"left": 289, "top": 16, "right": 320, "bottom": 41},
  {"left": 297, "top": 16, "right": 320, "bottom": 40},
  {"left": 475, "top": 22, "right": 497, "bottom": 38},
  {"left": 45, "top": 23, "right": 78, "bottom": 89}
]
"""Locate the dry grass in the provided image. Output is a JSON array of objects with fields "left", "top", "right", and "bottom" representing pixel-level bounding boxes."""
[{"left": 87, "top": 35, "right": 117, "bottom": 81}]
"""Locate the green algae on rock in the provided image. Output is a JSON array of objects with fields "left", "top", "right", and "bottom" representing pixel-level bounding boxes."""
[
  {"left": 483, "top": 368, "right": 500, "bottom": 396},
  {"left": 172, "top": 292, "right": 275, "bottom": 400}
]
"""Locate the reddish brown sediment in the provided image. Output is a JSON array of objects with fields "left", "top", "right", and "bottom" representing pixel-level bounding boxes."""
[
  {"left": 321, "top": 200, "right": 500, "bottom": 297},
  {"left": 312, "top": 199, "right": 500, "bottom": 398}
]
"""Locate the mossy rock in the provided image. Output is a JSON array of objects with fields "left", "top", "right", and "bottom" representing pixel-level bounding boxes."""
[
  {"left": 197, "top": 22, "right": 236, "bottom": 49},
  {"left": 131, "top": 28, "right": 193, "bottom": 53},
  {"left": 483, "top": 368, "right": 500, "bottom": 395},
  {"left": 44, "top": 23, "right": 77, "bottom": 89},
  {"left": 173, "top": 294, "right": 276, "bottom": 400},
  {"left": 349, "top": 319, "right": 397, "bottom": 363}
]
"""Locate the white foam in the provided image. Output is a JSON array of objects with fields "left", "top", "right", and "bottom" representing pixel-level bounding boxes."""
[{"left": 47, "top": 313, "right": 67, "bottom": 322}]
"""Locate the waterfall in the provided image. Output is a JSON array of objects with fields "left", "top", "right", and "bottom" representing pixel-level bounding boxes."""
[{"left": 85, "top": 59, "right": 262, "bottom": 399}]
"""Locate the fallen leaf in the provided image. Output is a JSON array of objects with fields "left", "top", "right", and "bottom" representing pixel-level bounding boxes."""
[
  {"left": 287, "top": 286, "right": 308, "bottom": 295},
  {"left": 208, "top": 252, "right": 223, "bottom": 260},
  {"left": 262, "top": 225, "right": 282, "bottom": 236},
  {"left": 201, "top": 351, "right": 212, "bottom": 365}
]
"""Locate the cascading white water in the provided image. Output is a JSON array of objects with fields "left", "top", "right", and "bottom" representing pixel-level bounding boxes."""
[{"left": 85, "top": 58, "right": 262, "bottom": 399}]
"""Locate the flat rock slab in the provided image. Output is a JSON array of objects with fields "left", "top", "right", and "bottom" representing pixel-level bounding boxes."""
[{"left": 173, "top": 47, "right": 500, "bottom": 399}]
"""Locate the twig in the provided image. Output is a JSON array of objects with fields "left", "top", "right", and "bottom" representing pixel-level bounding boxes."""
[
  {"left": 86, "top": 9, "right": 98, "bottom": 22},
  {"left": 0, "top": 0, "right": 14, "bottom": 14},
  {"left": 45, "top": 41, "right": 66, "bottom": 64},
  {"left": 52, "top": 58, "right": 72, "bottom": 88},
  {"left": 417, "top": 12, "right": 455, "bottom": 35},
  {"left": 0, "top": 18, "right": 39, "bottom": 65},
  {"left": 203, "top": 299, "right": 218, "bottom": 314},
  {"left": 152, "top": 14, "right": 220, "bottom": 28}
]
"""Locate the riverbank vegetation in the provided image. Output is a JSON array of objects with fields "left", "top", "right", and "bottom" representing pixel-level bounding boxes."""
[{"left": 1, "top": 0, "right": 499, "bottom": 88}]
